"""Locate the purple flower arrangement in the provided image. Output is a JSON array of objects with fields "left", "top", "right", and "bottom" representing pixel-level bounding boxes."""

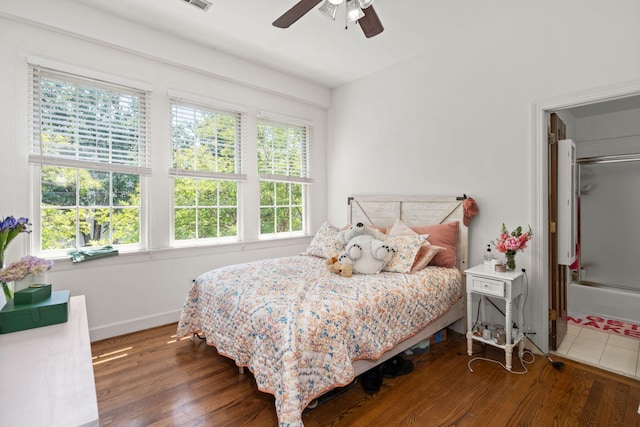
[
  {"left": 1, "top": 215, "right": 39, "bottom": 300},
  {"left": 0, "top": 215, "right": 31, "bottom": 267}
]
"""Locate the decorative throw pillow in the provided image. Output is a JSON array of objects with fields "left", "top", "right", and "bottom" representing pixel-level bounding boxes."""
[
  {"left": 387, "top": 218, "right": 437, "bottom": 272},
  {"left": 386, "top": 218, "right": 418, "bottom": 237},
  {"left": 410, "top": 244, "right": 446, "bottom": 271},
  {"left": 305, "top": 222, "right": 344, "bottom": 259},
  {"left": 410, "top": 221, "right": 459, "bottom": 268},
  {"left": 383, "top": 234, "right": 427, "bottom": 273}
]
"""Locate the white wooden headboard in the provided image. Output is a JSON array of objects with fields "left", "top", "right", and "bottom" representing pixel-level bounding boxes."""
[{"left": 347, "top": 195, "right": 469, "bottom": 272}]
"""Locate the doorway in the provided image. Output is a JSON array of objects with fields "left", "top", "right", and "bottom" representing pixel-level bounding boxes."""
[
  {"left": 547, "top": 103, "right": 640, "bottom": 379},
  {"left": 553, "top": 99, "right": 640, "bottom": 326},
  {"left": 530, "top": 80, "right": 640, "bottom": 356}
]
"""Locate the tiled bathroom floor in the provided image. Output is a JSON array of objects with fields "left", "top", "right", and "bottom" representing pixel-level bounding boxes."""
[{"left": 553, "top": 322, "right": 640, "bottom": 380}]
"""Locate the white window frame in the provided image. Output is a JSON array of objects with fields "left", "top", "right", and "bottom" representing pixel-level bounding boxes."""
[
  {"left": 257, "top": 114, "right": 313, "bottom": 238},
  {"left": 169, "top": 96, "right": 247, "bottom": 247},
  {"left": 28, "top": 63, "right": 151, "bottom": 257}
]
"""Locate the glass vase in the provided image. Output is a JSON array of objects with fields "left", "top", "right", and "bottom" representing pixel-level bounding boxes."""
[
  {"left": 2, "top": 282, "right": 13, "bottom": 301},
  {"left": 505, "top": 253, "right": 516, "bottom": 271},
  {"left": 1, "top": 256, "right": 12, "bottom": 301}
]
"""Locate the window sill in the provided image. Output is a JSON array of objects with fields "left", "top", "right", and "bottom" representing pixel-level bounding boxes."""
[{"left": 49, "top": 235, "right": 312, "bottom": 273}]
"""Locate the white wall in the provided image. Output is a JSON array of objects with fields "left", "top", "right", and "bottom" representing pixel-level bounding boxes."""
[
  {"left": 3, "top": 0, "right": 639, "bottom": 352},
  {"left": 327, "top": 0, "right": 640, "bottom": 351},
  {"left": 0, "top": 4, "right": 330, "bottom": 340}
]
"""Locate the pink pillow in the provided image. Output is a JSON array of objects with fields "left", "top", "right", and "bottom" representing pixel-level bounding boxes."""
[
  {"left": 386, "top": 218, "right": 416, "bottom": 236},
  {"left": 410, "top": 221, "right": 459, "bottom": 268},
  {"left": 411, "top": 244, "right": 447, "bottom": 271}
]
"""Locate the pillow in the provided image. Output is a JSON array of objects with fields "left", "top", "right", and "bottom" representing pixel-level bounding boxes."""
[
  {"left": 410, "top": 221, "right": 459, "bottom": 268},
  {"left": 386, "top": 218, "right": 418, "bottom": 237},
  {"left": 305, "top": 222, "right": 344, "bottom": 259},
  {"left": 411, "top": 244, "right": 447, "bottom": 271},
  {"left": 383, "top": 234, "right": 427, "bottom": 273},
  {"left": 387, "top": 218, "right": 436, "bottom": 272}
]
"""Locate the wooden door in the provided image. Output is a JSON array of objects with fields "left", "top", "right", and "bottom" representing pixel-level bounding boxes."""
[{"left": 549, "top": 113, "right": 568, "bottom": 350}]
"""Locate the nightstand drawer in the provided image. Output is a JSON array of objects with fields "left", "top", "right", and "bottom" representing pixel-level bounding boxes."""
[{"left": 470, "top": 277, "right": 505, "bottom": 297}]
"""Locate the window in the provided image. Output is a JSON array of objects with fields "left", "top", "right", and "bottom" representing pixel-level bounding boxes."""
[
  {"left": 170, "top": 100, "right": 245, "bottom": 243},
  {"left": 27, "top": 62, "right": 317, "bottom": 258},
  {"left": 29, "top": 65, "right": 149, "bottom": 255},
  {"left": 257, "top": 118, "right": 312, "bottom": 236}
]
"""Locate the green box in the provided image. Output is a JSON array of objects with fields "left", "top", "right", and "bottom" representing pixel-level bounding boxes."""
[
  {"left": 0, "top": 290, "right": 70, "bottom": 334},
  {"left": 14, "top": 284, "right": 52, "bottom": 305}
]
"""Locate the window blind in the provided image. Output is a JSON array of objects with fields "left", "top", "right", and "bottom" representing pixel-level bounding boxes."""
[
  {"left": 29, "top": 65, "right": 151, "bottom": 175},
  {"left": 257, "top": 119, "right": 312, "bottom": 184},
  {"left": 169, "top": 99, "right": 246, "bottom": 180}
]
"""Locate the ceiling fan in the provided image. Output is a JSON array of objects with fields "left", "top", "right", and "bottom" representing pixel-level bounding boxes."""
[{"left": 273, "top": 0, "right": 384, "bottom": 39}]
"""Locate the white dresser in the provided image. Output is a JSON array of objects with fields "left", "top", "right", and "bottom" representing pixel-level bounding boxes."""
[{"left": 0, "top": 295, "right": 99, "bottom": 427}]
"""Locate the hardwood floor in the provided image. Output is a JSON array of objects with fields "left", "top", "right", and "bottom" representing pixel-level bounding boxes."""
[{"left": 91, "top": 323, "right": 640, "bottom": 426}]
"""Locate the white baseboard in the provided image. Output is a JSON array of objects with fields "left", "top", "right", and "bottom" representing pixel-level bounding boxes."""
[{"left": 89, "top": 310, "right": 181, "bottom": 342}]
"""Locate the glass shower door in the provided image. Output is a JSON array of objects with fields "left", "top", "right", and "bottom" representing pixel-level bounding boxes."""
[{"left": 578, "top": 160, "right": 640, "bottom": 291}]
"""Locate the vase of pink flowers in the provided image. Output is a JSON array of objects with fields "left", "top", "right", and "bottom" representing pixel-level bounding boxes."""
[{"left": 494, "top": 223, "right": 533, "bottom": 271}]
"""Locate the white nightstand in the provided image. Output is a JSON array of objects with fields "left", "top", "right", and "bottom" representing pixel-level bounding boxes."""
[{"left": 465, "top": 264, "right": 526, "bottom": 371}]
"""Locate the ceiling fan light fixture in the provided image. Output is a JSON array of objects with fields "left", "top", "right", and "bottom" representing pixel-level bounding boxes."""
[
  {"left": 273, "top": 0, "right": 383, "bottom": 38},
  {"left": 346, "top": 0, "right": 365, "bottom": 23},
  {"left": 319, "top": 1, "right": 339, "bottom": 20}
]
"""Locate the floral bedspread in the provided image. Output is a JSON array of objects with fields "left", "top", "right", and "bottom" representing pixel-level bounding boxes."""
[{"left": 176, "top": 255, "right": 462, "bottom": 427}]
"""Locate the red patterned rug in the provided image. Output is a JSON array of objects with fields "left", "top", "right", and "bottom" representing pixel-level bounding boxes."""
[{"left": 568, "top": 313, "right": 640, "bottom": 340}]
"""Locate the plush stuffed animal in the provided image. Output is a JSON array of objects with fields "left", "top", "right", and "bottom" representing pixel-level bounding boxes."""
[
  {"left": 326, "top": 256, "right": 353, "bottom": 277},
  {"left": 337, "top": 222, "right": 386, "bottom": 245},
  {"left": 335, "top": 223, "right": 396, "bottom": 275}
]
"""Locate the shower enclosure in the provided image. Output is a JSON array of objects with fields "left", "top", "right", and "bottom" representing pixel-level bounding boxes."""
[{"left": 568, "top": 156, "right": 640, "bottom": 323}]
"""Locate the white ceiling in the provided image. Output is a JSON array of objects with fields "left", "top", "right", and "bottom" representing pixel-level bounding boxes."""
[
  {"left": 67, "top": 0, "right": 640, "bottom": 115},
  {"left": 71, "top": 0, "right": 438, "bottom": 88}
]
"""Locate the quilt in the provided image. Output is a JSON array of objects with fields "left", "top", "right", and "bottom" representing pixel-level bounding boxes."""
[{"left": 177, "top": 254, "right": 462, "bottom": 426}]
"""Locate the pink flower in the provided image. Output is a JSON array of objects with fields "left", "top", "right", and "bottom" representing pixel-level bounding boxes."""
[
  {"left": 494, "top": 223, "right": 533, "bottom": 254},
  {"left": 504, "top": 236, "right": 521, "bottom": 251}
]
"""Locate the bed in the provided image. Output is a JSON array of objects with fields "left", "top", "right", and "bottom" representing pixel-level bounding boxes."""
[{"left": 176, "top": 195, "right": 469, "bottom": 426}]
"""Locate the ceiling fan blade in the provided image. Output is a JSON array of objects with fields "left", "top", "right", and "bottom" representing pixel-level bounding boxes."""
[
  {"left": 273, "top": 0, "right": 323, "bottom": 28},
  {"left": 358, "top": 5, "right": 384, "bottom": 38}
]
